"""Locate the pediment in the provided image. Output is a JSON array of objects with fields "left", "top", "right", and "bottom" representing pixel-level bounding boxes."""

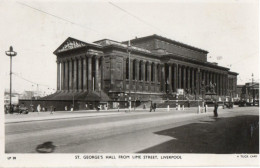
[{"left": 54, "top": 37, "right": 87, "bottom": 54}]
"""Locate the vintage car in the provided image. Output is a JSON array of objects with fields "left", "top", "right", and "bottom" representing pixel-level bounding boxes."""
[{"left": 5, "top": 104, "right": 29, "bottom": 114}]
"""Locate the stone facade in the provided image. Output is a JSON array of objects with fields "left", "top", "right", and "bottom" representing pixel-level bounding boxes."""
[{"left": 52, "top": 34, "right": 238, "bottom": 102}]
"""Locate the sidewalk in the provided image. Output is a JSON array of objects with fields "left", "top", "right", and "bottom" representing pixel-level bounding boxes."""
[{"left": 5, "top": 107, "right": 212, "bottom": 124}]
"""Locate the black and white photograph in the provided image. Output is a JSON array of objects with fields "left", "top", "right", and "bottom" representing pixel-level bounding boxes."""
[{"left": 0, "top": 0, "right": 259, "bottom": 167}]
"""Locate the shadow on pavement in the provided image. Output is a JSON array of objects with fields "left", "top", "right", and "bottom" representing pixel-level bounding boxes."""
[
  {"left": 138, "top": 115, "right": 259, "bottom": 154},
  {"left": 36, "top": 141, "right": 56, "bottom": 153}
]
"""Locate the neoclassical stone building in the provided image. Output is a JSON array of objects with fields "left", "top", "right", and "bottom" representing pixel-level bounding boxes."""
[{"left": 49, "top": 34, "right": 238, "bottom": 104}]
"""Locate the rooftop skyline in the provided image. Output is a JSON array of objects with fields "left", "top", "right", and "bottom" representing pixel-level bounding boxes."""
[{"left": 1, "top": 0, "right": 258, "bottom": 93}]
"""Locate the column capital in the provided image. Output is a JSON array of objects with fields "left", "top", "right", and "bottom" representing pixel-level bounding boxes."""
[
  {"left": 160, "top": 62, "right": 165, "bottom": 66},
  {"left": 64, "top": 58, "right": 71, "bottom": 62},
  {"left": 94, "top": 55, "right": 101, "bottom": 59}
]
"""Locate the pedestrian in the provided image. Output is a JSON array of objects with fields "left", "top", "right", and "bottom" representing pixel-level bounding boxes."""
[
  {"left": 50, "top": 105, "right": 53, "bottom": 114},
  {"left": 213, "top": 101, "right": 218, "bottom": 117},
  {"left": 71, "top": 104, "right": 74, "bottom": 111},
  {"left": 153, "top": 103, "right": 157, "bottom": 112},
  {"left": 65, "top": 106, "right": 67, "bottom": 111},
  {"left": 37, "top": 104, "right": 41, "bottom": 114},
  {"left": 150, "top": 101, "right": 153, "bottom": 112}
]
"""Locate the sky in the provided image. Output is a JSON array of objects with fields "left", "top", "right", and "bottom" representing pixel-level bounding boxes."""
[{"left": 0, "top": 0, "right": 259, "bottom": 94}]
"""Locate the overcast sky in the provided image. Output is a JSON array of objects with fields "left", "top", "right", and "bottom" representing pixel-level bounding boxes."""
[{"left": 0, "top": 0, "right": 259, "bottom": 94}]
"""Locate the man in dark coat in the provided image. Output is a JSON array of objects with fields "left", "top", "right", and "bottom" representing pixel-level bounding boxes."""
[{"left": 213, "top": 101, "right": 218, "bottom": 117}]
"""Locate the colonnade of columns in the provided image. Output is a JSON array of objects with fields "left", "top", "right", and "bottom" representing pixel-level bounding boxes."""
[
  {"left": 228, "top": 76, "right": 237, "bottom": 96},
  {"left": 57, "top": 55, "right": 102, "bottom": 92},
  {"left": 162, "top": 63, "right": 228, "bottom": 96},
  {"left": 125, "top": 58, "right": 228, "bottom": 96},
  {"left": 125, "top": 58, "right": 161, "bottom": 92}
]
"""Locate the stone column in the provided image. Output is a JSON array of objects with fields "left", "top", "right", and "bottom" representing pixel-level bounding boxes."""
[
  {"left": 173, "top": 64, "right": 177, "bottom": 92},
  {"left": 82, "top": 56, "right": 87, "bottom": 91},
  {"left": 136, "top": 60, "right": 139, "bottom": 82},
  {"left": 129, "top": 59, "right": 133, "bottom": 91},
  {"left": 215, "top": 73, "right": 218, "bottom": 93},
  {"left": 196, "top": 68, "right": 199, "bottom": 95},
  {"left": 142, "top": 61, "right": 145, "bottom": 91},
  {"left": 212, "top": 73, "right": 215, "bottom": 84},
  {"left": 153, "top": 63, "right": 157, "bottom": 92},
  {"left": 148, "top": 61, "right": 151, "bottom": 91},
  {"left": 168, "top": 64, "right": 172, "bottom": 93},
  {"left": 57, "top": 61, "right": 60, "bottom": 91},
  {"left": 78, "top": 57, "right": 82, "bottom": 91},
  {"left": 191, "top": 68, "right": 194, "bottom": 94},
  {"left": 207, "top": 71, "right": 210, "bottom": 85},
  {"left": 73, "top": 59, "right": 77, "bottom": 91},
  {"left": 227, "top": 75, "right": 229, "bottom": 96},
  {"left": 95, "top": 56, "right": 100, "bottom": 91},
  {"left": 209, "top": 71, "right": 211, "bottom": 83},
  {"left": 88, "top": 56, "right": 92, "bottom": 91},
  {"left": 178, "top": 65, "right": 182, "bottom": 88},
  {"left": 64, "top": 60, "right": 69, "bottom": 91},
  {"left": 100, "top": 56, "right": 104, "bottom": 90},
  {"left": 154, "top": 63, "right": 157, "bottom": 83},
  {"left": 220, "top": 74, "right": 222, "bottom": 95},
  {"left": 222, "top": 74, "right": 225, "bottom": 96},
  {"left": 60, "top": 61, "right": 64, "bottom": 91},
  {"left": 216, "top": 73, "right": 219, "bottom": 95},
  {"left": 135, "top": 60, "right": 139, "bottom": 91},
  {"left": 161, "top": 64, "right": 166, "bottom": 92},
  {"left": 69, "top": 59, "right": 73, "bottom": 91},
  {"left": 157, "top": 64, "right": 161, "bottom": 92},
  {"left": 202, "top": 70, "right": 205, "bottom": 84},
  {"left": 123, "top": 58, "right": 126, "bottom": 91},
  {"left": 187, "top": 67, "right": 190, "bottom": 90},
  {"left": 183, "top": 66, "right": 186, "bottom": 90}
]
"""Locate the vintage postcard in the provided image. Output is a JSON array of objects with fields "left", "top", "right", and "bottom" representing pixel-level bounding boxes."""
[{"left": 0, "top": 0, "right": 259, "bottom": 167}]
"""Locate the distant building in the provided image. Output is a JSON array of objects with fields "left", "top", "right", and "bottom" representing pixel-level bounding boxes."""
[
  {"left": 241, "top": 82, "right": 259, "bottom": 103},
  {"left": 237, "top": 85, "right": 243, "bottom": 99},
  {"left": 4, "top": 91, "right": 20, "bottom": 105}
]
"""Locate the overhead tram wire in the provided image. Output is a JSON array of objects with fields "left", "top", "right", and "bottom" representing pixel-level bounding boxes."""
[
  {"left": 16, "top": 1, "right": 107, "bottom": 37},
  {"left": 12, "top": 72, "right": 54, "bottom": 90},
  {"left": 108, "top": 2, "right": 164, "bottom": 34},
  {"left": 226, "top": 51, "right": 258, "bottom": 67}
]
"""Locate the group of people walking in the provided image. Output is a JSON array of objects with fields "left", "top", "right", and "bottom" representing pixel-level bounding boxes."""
[{"left": 36, "top": 104, "right": 55, "bottom": 114}]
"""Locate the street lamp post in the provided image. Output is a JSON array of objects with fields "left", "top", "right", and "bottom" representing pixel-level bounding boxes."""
[{"left": 5, "top": 46, "right": 17, "bottom": 113}]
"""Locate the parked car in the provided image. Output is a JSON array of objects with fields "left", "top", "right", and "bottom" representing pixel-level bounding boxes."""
[
  {"left": 238, "top": 100, "right": 247, "bottom": 107},
  {"left": 5, "top": 104, "right": 29, "bottom": 114}
]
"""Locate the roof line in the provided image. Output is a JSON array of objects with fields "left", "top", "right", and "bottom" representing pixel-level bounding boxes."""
[{"left": 125, "top": 34, "right": 208, "bottom": 54}]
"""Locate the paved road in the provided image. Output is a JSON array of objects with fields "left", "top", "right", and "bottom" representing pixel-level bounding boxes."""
[{"left": 5, "top": 107, "right": 259, "bottom": 153}]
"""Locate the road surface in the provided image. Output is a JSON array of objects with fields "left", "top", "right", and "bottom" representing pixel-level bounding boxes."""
[{"left": 5, "top": 107, "right": 259, "bottom": 153}]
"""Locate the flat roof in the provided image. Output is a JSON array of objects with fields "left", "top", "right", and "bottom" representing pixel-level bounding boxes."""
[{"left": 124, "top": 34, "right": 209, "bottom": 54}]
